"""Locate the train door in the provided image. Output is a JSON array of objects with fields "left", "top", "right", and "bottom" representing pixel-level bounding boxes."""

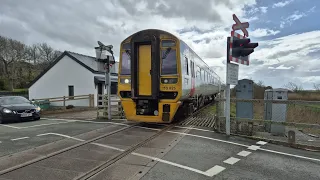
[{"left": 138, "top": 45, "right": 152, "bottom": 96}]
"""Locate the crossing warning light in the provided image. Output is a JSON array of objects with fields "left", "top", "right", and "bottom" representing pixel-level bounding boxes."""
[{"left": 232, "top": 37, "right": 258, "bottom": 58}]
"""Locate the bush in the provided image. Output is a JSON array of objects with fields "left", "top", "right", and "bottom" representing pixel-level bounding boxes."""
[
  {"left": 66, "top": 105, "right": 74, "bottom": 109},
  {"left": 0, "top": 78, "right": 9, "bottom": 91}
]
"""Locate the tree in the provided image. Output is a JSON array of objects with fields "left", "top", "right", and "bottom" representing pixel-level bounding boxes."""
[
  {"left": 38, "top": 43, "right": 61, "bottom": 69},
  {"left": 0, "top": 36, "right": 27, "bottom": 90},
  {"left": 314, "top": 83, "right": 320, "bottom": 92},
  {"left": 0, "top": 35, "right": 61, "bottom": 90},
  {"left": 284, "top": 82, "right": 303, "bottom": 92}
]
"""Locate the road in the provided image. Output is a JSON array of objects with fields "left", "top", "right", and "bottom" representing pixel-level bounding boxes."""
[{"left": 0, "top": 118, "right": 319, "bottom": 180}]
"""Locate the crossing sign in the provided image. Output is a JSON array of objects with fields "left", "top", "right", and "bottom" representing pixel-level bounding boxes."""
[{"left": 232, "top": 14, "right": 249, "bottom": 37}]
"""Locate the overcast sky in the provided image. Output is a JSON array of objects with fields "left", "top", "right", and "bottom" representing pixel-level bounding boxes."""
[{"left": 0, "top": 0, "right": 319, "bottom": 89}]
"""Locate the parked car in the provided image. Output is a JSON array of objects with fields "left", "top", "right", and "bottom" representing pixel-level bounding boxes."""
[{"left": 0, "top": 96, "right": 41, "bottom": 124}]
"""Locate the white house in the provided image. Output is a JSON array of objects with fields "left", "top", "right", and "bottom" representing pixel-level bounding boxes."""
[{"left": 28, "top": 51, "right": 119, "bottom": 107}]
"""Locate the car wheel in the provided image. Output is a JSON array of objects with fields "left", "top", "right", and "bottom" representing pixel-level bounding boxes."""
[{"left": 0, "top": 117, "right": 3, "bottom": 124}]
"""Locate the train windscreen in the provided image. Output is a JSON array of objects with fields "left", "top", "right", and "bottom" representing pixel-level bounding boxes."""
[
  {"left": 120, "top": 51, "right": 131, "bottom": 75},
  {"left": 161, "top": 48, "right": 177, "bottom": 75}
]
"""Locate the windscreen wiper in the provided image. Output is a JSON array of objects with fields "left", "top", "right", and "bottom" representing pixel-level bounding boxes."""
[
  {"left": 125, "top": 50, "right": 131, "bottom": 58},
  {"left": 162, "top": 48, "right": 171, "bottom": 59}
]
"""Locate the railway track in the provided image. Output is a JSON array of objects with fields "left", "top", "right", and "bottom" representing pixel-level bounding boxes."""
[
  {"left": 179, "top": 100, "right": 217, "bottom": 128},
  {"left": 0, "top": 101, "right": 216, "bottom": 180},
  {"left": 75, "top": 101, "right": 217, "bottom": 180}
]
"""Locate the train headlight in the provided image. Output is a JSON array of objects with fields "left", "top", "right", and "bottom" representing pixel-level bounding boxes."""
[
  {"left": 161, "top": 78, "right": 178, "bottom": 84},
  {"left": 120, "top": 78, "right": 131, "bottom": 84}
]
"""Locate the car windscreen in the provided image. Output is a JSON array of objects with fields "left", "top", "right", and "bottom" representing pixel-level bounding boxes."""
[{"left": 0, "top": 97, "right": 31, "bottom": 105}]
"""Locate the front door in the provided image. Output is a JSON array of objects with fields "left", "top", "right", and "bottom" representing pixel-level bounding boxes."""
[{"left": 138, "top": 45, "right": 152, "bottom": 96}]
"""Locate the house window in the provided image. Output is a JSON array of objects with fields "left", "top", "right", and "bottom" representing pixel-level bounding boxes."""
[{"left": 68, "top": 85, "right": 74, "bottom": 99}]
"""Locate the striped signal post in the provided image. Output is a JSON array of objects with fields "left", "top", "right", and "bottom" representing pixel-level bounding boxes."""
[{"left": 225, "top": 14, "right": 258, "bottom": 136}]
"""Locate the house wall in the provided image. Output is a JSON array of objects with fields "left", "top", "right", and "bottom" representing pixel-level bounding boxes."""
[
  {"left": 29, "top": 56, "right": 95, "bottom": 107},
  {"left": 92, "top": 74, "right": 119, "bottom": 106}
]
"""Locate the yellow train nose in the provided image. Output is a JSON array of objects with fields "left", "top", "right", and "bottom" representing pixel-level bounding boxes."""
[{"left": 120, "top": 100, "right": 181, "bottom": 123}]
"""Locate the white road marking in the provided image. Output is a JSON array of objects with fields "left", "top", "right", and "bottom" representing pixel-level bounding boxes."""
[
  {"left": 205, "top": 165, "right": 226, "bottom": 176},
  {"left": 256, "top": 141, "right": 268, "bottom": 145},
  {"left": 18, "top": 122, "right": 70, "bottom": 129},
  {"left": 44, "top": 118, "right": 130, "bottom": 127},
  {"left": 167, "top": 131, "right": 249, "bottom": 148},
  {"left": 223, "top": 157, "right": 240, "bottom": 165},
  {"left": 136, "top": 126, "right": 161, "bottom": 131},
  {"left": 237, "top": 151, "right": 252, "bottom": 157},
  {"left": 174, "top": 126, "right": 215, "bottom": 132},
  {"left": 136, "top": 126, "right": 320, "bottom": 163},
  {"left": 0, "top": 124, "right": 21, "bottom": 129},
  {"left": 37, "top": 133, "right": 85, "bottom": 142},
  {"left": 38, "top": 125, "right": 320, "bottom": 164},
  {"left": 247, "top": 145, "right": 260, "bottom": 151},
  {"left": 39, "top": 132, "right": 223, "bottom": 177},
  {"left": 260, "top": 148, "right": 320, "bottom": 162},
  {"left": 11, "top": 137, "right": 29, "bottom": 141},
  {"left": 91, "top": 142, "right": 124, "bottom": 152}
]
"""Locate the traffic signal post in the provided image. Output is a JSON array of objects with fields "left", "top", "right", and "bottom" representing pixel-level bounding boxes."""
[
  {"left": 95, "top": 42, "right": 116, "bottom": 120},
  {"left": 225, "top": 14, "right": 258, "bottom": 136}
]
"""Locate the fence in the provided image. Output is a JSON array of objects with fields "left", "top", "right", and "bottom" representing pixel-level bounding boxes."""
[
  {"left": 96, "top": 94, "right": 125, "bottom": 119},
  {"left": 213, "top": 94, "right": 320, "bottom": 149},
  {"left": 32, "top": 94, "right": 95, "bottom": 111}
]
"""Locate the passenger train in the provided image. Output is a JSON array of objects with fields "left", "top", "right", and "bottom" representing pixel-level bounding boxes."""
[{"left": 117, "top": 29, "right": 225, "bottom": 123}]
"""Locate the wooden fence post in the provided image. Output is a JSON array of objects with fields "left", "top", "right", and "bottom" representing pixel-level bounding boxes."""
[
  {"left": 63, "top": 96, "right": 66, "bottom": 109},
  {"left": 89, "top": 94, "right": 94, "bottom": 108},
  {"left": 92, "top": 94, "right": 95, "bottom": 107}
]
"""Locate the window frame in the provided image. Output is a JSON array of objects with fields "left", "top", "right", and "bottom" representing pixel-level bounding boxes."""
[
  {"left": 160, "top": 39, "right": 178, "bottom": 76},
  {"left": 68, "top": 85, "right": 74, "bottom": 99},
  {"left": 120, "top": 42, "right": 131, "bottom": 76},
  {"left": 185, "top": 57, "right": 189, "bottom": 75}
]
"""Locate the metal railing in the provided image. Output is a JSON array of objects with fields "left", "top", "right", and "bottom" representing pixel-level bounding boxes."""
[{"left": 213, "top": 95, "right": 320, "bottom": 149}]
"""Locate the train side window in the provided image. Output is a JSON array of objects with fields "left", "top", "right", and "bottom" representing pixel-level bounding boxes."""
[
  {"left": 191, "top": 61, "right": 195, "bottom": 78},
  {"left": 192, "top": 62, "right": 196, "bottom": 78},
  {"left": 196, "top": 66, "right": 200, "bottom": 79},
  {"left": 185, "top": 57, "right": 189, "bottom": 75}
]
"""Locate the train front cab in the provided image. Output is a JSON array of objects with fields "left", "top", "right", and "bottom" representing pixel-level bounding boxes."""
[{"left": 118, "top": 30, "right": 182, "bottom": 123}]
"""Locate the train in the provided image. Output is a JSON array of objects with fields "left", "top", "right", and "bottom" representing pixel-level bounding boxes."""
[{"left": 117, "top": 29, "right": 225, "bottom": 123}]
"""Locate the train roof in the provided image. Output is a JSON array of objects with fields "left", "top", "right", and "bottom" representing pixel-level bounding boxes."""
[
  {"left": 121, "top": 29, "right": 179, "bottom": 44},
  {"left": 121, "top": 29, "right": 221, "bottom": 81}
]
